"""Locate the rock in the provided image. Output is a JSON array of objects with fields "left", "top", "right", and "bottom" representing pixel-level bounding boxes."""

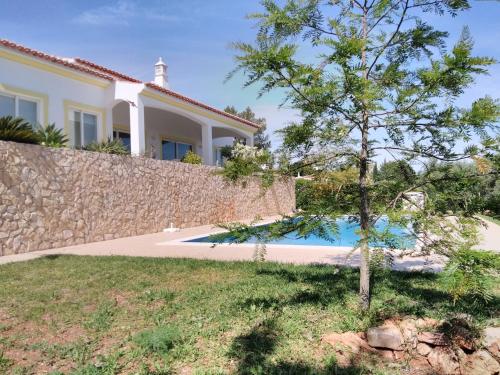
[
  {"left": 461, "top": 349, "right": 500, "bottom": 375},
  {"left": 409, "top": 357, "right": 434, "bottom": 372},
  {"left": 394, "top": 350, "right": 406, "bottom": 360},
  {"left": 427, "top": 347, "right": 459, "bottom": 375},
  {"left": 415, "top": 317, "right": 439, "bottom": 329},
  {"left": 322, "top": 332, "right": 377, "bottom": 355},
  {"left": 62, "top": 230, "right": 73, "bottom": 239},
  {"left": 367, "top": 324, "right": 403, "bottom": 351},
  {"left": 399, "top": 319, "right": 418, "bottom": 349},
  {"left": 483, "top": 327, "right": 500, "bottom": 361},
  {"left": 418, "top": 331, "right": 447, "bottom": 346},
  {"left": 416, "top": 342, "right": 432, "bottom": 356},
  {"left": 378, "top": 349, "right": 395, "bottom": 360}
]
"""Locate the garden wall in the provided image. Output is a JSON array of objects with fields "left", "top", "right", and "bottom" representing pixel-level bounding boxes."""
[{"left": 0, "top": 141, "right": 295, "bottom": 255}]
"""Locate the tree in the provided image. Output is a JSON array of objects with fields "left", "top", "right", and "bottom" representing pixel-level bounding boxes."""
[
  {"left": 224, "top": 0, "right": 499, "bottom": 310},
  {"left": 375, "top": 161, "right": 416, "bottom": 186},
  {"left": 224, "top": 106, "right": 271, "bottom": 150},
  {"left": 374, "top": 160, "right": 417, "bottom": 204}
]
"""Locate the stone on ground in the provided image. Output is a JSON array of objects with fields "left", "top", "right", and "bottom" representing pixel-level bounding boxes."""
[
  {"left": 483, "top": 327, "right": 500, "bottom": 361},
  {"left": 427, "top": 347, "right": 459, "bottom": 375},
  {"left": 416, "top": 342, "right": 432, "bottom": 356},
  {"left": 417, "top": 331, "right": 447, "bottom": 346},
  {"left": 366, "top": 323, "right": 403, "bottom": 351},
  {"left": 461, "top": 349, "right": 500, "bottom": 375}
]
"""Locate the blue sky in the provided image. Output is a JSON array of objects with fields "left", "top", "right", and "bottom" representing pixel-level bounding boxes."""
[{"left": 1, "top": 0, "right": 499, "bottom": 149}]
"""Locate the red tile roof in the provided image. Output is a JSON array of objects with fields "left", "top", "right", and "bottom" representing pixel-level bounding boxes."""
[
  {"left": 145, "top": 83, "right": 260, "bottom": 129},
  {"left": 0, "top": 39, "right": 114, "bottom": 81},
  {"left": 0, "top": 39, "right": 260, "bottom": 130},
  {"left": 74, "top": 58, "right": 142, "bottom": 83}
]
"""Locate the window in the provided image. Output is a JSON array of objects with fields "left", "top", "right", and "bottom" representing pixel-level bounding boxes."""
[
  {"left": 0, "top": 93, "right": 39, "bottom": 125},
  {"left": 113, "top": 130, "right": 131, "bottom": 152},
  {"left": 161, "top": 140, "right": 193, "bottom": 160},
  {"left": 71, "top": 110, "right": 98, "bottom": 147}
]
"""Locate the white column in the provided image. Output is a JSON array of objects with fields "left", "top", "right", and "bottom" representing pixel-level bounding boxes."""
[
  {"left": 129, "top": 98, "right": 145, "bottom": 156},
  {"left": 202, "top": 124, "right": 213, "bottom": 165},
  {"left": 246, "top": 134, "right": 254, "bottom": 147},
  {"left": 104, "top": 108, "right": 113, "bottom": 141}
]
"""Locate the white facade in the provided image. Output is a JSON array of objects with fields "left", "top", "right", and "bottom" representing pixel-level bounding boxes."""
[{"left": 0, "top": 41, "right": 258, "bottom": 165}]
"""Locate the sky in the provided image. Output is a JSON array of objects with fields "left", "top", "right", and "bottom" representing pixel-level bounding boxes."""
[{"left": 1, "top": 0, "right": 499, "bottom": 150}]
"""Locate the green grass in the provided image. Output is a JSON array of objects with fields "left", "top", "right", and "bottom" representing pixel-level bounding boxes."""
[{"left": 0, "top": 255, "right": 498, "bottom": 374}]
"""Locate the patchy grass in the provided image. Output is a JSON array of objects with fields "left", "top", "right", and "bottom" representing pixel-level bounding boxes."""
[{"left": 0, "top": 255, "right": 498, "bottom": 374}]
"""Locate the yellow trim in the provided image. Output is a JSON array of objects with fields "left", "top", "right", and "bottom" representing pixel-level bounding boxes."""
[
  {"left": 141, "top": 90, "right": 257, "bottom": 134},
  {"left": 160, "top": 136, "right": 195, "bottom": 160},
  {"left": 64, "top": 100, "right": 107, "bottom": 145},
  {"left": 0, "top": 49, "right": 110, "bottom": 88},
  {"left": 0, "top": 83, "right": 49, "bottom": 125}
]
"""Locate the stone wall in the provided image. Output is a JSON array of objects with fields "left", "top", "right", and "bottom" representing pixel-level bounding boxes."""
[{"left": 0, "top": 141, "right": 295, "bottom": 255}]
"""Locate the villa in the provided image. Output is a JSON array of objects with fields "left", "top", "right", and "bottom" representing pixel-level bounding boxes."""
[{"left": 0, "top": 40, "right": 260, "bottom": 165}]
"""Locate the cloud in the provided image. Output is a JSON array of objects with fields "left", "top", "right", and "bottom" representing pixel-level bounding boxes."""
[
  {"left": 74, "top": 0, "right": 182, "bottom": 26},
  {"left": 74, "top": 1, "right": 135, "bottom": 26}
]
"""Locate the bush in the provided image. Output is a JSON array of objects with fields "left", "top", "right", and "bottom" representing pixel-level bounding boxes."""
[
  {"left": 0, "top": 116, "right": 39, "bottom": 144},
  {"left": 84, "top": 138, "right": 128, "bottom": 155},
  {"left": 220, "top": 145, "right": 233, "bottom": 159},
  {"left": 295, "top": 178, "right": 314, "bottom": 210},
  {"left": 133, "top": 325, "right": 181, "bottom": 354},
  {"left": 442, "top": 248, "right": 500, "bottom": 305},
  {"left": 35, "top": 123, "right": 68, "bottom": 148},
  {"left": 181, "top": 150, "right": 203, "bottom": 164}
]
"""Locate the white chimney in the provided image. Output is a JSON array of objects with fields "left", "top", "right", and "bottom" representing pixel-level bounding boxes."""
[{"left": 154, "top": 57, "right": 168, "bottom": 89}]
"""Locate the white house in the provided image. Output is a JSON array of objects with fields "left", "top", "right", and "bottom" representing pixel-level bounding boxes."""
[{"left": 0, "top": 40, "right": 259, "bottom": 165}]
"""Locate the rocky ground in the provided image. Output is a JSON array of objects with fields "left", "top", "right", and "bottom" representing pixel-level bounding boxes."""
[{"left": 323, "top": 316, "right": 499, "bottom": 374}]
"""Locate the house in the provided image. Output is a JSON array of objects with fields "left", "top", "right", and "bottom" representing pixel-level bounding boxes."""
[{"left": 0, "top": 40, "right": 260, "bottom": 165}]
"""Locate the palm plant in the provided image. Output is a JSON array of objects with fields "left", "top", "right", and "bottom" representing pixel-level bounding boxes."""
[
  {"left": 84, "top": 138, "right": 129, "bottom": 155},
  {"left": 0, "top": 116, "right": 39, "bottom": 144},
  {"left": 35, "top": 123, "right": 68, "bottom": 148}
]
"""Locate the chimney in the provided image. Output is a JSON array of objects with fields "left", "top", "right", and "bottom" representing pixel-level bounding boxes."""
[{"left": 154, "top": 57, "right": 168, "bottom": 89}]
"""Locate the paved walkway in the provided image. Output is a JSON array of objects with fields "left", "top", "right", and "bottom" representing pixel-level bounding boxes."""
[{"left": 1, "top": 217, "right": 499, "bottom": 271}]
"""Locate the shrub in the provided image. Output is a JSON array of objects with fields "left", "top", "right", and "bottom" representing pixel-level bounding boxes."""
[
  {"left": 133, "top": 325, "right": 181, "bottom": 354},
  {"left": 442, "top": 248, "right": 500, "bottom": 305},
  {"left": 0, "top": 116, "right": 39, "bottom": 144},
  {"left": 181, "top": 150, "right": 203, "bottom": 164},
  {"left": 35, "top": 123, "right": 68, "bottom": 148},
  {"left": 220, "top": 145, "right": 233, "bottom": 159},
  {"left": 84, "top": 138, "right": 128, "bottom": 155}
]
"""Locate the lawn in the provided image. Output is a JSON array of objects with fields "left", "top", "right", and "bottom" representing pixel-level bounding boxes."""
[{"left": 0, "top": 256, "right": 498, "bottom": 375}]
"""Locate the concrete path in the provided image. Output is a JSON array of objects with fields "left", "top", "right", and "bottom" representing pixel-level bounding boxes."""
[{"left": 1, "top": 216, "right": 499, "bottom": 271}]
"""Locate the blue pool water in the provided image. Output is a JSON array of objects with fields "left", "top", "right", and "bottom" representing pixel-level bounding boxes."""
[{"left": 185, "top": 217, "right": 415, "bottom": 248}]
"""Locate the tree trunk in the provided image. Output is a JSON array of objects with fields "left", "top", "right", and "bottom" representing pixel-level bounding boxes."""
[
  {"left": 359, "top": 123, "right": 370, "bottom": 311},
  {"left": 359, "top": 5, "right": 371, "bottom": 311}
]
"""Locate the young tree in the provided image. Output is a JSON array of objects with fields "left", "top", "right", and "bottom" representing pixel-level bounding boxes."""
[
  {"left": 225, "top": 0, "right": 499, "bottom": 310},
  {"left": 224, "top": 105, "right": 271, "bottom": 150}
]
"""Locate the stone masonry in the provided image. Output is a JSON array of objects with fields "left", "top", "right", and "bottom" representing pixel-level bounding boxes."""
[{"left": 0, "top": 141, "right": 295, "bottom": 255}]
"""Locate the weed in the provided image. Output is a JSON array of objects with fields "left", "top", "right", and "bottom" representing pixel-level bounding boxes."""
[
  {"left": 84, "top": 301, "right": 116, "bottom": 332},
  {"left": 140, "top": 289, "right": 175, "bottom": 303},
  {"left": 133, "top": 325, "right": 182, "bottom": 354}
]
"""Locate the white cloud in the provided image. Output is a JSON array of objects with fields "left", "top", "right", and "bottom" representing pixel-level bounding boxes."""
[
  {"left": 74, "top": 0, "right": 182, "bottom": 26},
  {"left": 74, "top": 1, "right": 135, "bottom": 26}
]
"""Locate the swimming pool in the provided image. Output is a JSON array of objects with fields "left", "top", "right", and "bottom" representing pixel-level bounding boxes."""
[{"left": 185, "top": 217, "right": 416, "bottom": 248}]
